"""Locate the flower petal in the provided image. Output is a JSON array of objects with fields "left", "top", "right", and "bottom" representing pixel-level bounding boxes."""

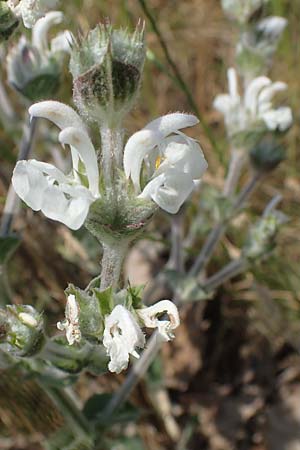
[
  {"left": 137, "top": 300, "right": 180, "bottom": 342},
  {"left": 123, "top": 129, "right": 161, "bottom": 189},
  {"left": 58, "top": 127, "right": 99, "bottom": 197},
  {"left": 32, "top": 11, "right": 63, "bottom": 52},
  {"left": 12, "top": 159, "right": 94, "bottom": 230},
  {"left": 12, "top": 160, "right": 51, "bottom": 210},
  {"left": 139, "top": 169, "right": 195, "bottom": 214},
  {"left": 261, "top": 106, "right": 293, "bottom": 132},
  {"left": 244, "top": 76, "right": 271, "bottom": 117},
  {"left": 41, "top": 183, "right": 94, "bottom": 230},
  {"left": 103, "top": 305, "right": 145, "bottom": 374},
  {"left": 29, "top": 100, "right": 86, "bottom": 132},
  {"left": 144, "top": 113, "right": 199, "bottom": 135},
  {"left": 158, "top": 135, "right": 208, "bottom": 180}
]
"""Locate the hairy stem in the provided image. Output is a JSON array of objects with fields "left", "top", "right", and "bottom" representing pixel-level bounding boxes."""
[
  {"left": 100, "top": 127, "right": 124, "bottom": 190},
  {"left": 223, "top": 149, "right": 246, "bottom": 197},
  {"left": 0, "top": 116, "right": 38, "bottom": 237},
  {"left": 100, "top": 240, "right": 129, "bottom": 290}
]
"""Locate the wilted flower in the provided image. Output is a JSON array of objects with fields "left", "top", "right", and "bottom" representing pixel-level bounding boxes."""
[
  {"left": 7, "top": 11, "right": 71, "bottom": 101},
  {"left": 12, "top": 101, "right": 100, "bottom": 230},
  {"left": 8, "top": 0, "right": 59, "bottom": 28},
  {"left": 137, "top": 300, "right": 180, "bottom": 342},
  {"left": 57, "top": 294, "right": 82, "bottom": 345},
  {"left": 103, "top": 305, "right": 145, "bottom": 374},
  {"left": 124, "top": 113, "right": 208, "bottom": 214},
  {"left": 214, "top": 67, "right": 293, "bottom": 137}
]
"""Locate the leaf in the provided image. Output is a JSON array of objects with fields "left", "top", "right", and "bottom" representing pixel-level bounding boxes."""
[
  {"left": 125, "top": 284, "right": 144, "bottom": 309},
  {"left": 92, "top": 286, "right": 114, "bottom": 316},
  {"left": 82, "top": 393, "right": 140, "bottom": 426},
  {"left": 0, "top": 235, "right": 20, "bottom": 265}
]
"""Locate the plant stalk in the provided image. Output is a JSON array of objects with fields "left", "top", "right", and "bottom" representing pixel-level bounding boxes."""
[
  {"left": 100, "top": 240, "right": 129, "bottom": 290},
  {"left": 189, "top": 170, "right": 262, "bottom": 276}
]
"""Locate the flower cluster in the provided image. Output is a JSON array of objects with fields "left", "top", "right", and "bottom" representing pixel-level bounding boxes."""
[
  {"left": 57, "top": 295, "right": 180, "bottom": 374},
  {"left": 213, "top": 67, "right": 292, "bottom": 137}
]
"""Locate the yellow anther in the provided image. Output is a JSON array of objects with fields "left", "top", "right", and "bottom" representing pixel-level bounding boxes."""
[{"left": 155, "top": 156, "right": 164, "bottom": 169}]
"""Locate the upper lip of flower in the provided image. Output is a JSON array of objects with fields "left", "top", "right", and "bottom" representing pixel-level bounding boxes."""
[{"left": 12, "top": 100, "right": 100, "bottom": 230}]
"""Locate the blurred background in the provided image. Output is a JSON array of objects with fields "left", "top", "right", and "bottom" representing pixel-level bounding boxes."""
[{"left": 1, "top": 0, "right": 300, "bottom": 449}]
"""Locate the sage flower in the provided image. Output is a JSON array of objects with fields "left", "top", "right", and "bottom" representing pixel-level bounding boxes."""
[
  {"left": 137, "top": 300, "right": 180, "bottom": 342},
  {"left": 12, "top": 101, "right": 100, "bottom": 230},
  {"left": 8, "top": 0, "right": 59, "bottom": 28},
  {"left": 123, "top": 113, "right": 208, "bottom": 214},
  {"left": 7, "top": 11, "right": 71, "bottom": 100},
  {"left": 103, "top": 305, "right": 145, "bottom": 374},
  {"left": 57, "top": 294, "right": 81, "bottom": 345},
  {"left": 214, "top": 67, "right": 293, "bottom": 136}
]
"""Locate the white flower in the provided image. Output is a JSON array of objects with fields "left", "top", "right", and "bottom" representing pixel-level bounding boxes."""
[
  {"left": 9, "top": 0, "right": 60, "bottom": 28},
  {"left": 123, "top": 113, "right": 208, "bottom": 214},
  {"left": 12, "top": 101, "right": 100, "bottom": 230},
  {"left": 137, "top": 300, "right": 180, "bottom": 342},
  {"left": 103, "top": 305, "right": 145, "bottom": 374},
  {"left": 57, "top": 294, "right": 81, "bottom": 345},
  {"left": 31, "top": 11, "right": 72, "bottom": 56},
  {"left": 221, "top": 0, "right": 268, "bottom": 23},
  {"left": 214, "top": 67, "right": 293, "bottom": 135}
]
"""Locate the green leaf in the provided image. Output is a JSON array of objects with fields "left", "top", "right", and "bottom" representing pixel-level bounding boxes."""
[
  {"left": 0, "top": 235, "right": 20, "bottom": 264},
  {"left": 125, "top": 284, "right": 144, "bottom": 309},
  {"left": 92, "top": 286, "right": 114, "bottom": 316},
  {"left": 82, "top": 393, "right": 140, "bottom": 426}
]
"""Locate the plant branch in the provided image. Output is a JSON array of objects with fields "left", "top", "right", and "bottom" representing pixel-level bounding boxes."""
[{"left": 189, "top": 170, "right": 262, "bottom": 276}]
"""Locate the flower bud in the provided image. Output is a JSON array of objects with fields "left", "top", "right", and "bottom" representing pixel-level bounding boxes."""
[
  {"left": 0, "top": 1, "right": 19, "bottom": 41},
  {"left": 70, "top": 23, "right": 145, "bottom": 126},
  {"left": 7, "top": 37, "right": 61, "bottom": 101},
  {"left": 0, "top": 305, "right": 44, "bottom": 357},
  {"left": 249, "top": 137, "right": 285, "bottom": 172}
]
